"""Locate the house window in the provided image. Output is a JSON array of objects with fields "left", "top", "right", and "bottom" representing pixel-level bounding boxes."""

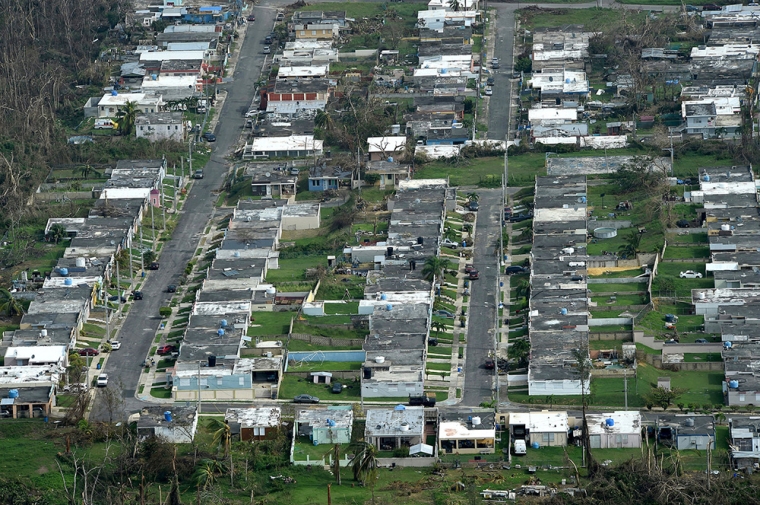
[
  {"left": 541, "top": 433, "right": 555, "bottom": 443},
  {"left": 200, "top": 379, "right": 208, "bottom": 386},
  {"left": 615, "top": 434, "right": 622, "bottom": 444},
  {"left": 239, "top": 377, "right": 245, "bottom": 386},
  {"left": 740, "top": 394, "right": 746, "bottom": 402},
  {"left": 254, "top": 427, "right": 265, "bottom": 436},
  {"left": 179, "top": 379, "right": 190, "bottom": 387},
  {"left": 168, "top": 126, "right": 171, "bottom": 131},
  {"left": 312, "top": 30, "right": 317, "bottom": 35}
]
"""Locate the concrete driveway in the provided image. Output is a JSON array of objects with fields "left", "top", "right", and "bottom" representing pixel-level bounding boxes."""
[{"left": 89, "top": 8, "right": 275, "bottom": 421}]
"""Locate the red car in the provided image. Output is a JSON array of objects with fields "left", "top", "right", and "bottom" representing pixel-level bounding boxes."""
[
  {"left": 157, "top": 345, "right": 176, "bottom": 355},
  {"left": 468, "top": 270, "right": 480, "bottom": 280},
  {"left": 78, "top": 347, "right": 99, "bottom": 357}
]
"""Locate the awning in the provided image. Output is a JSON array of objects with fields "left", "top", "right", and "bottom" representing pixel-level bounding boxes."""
[{"left": 410, "top": 443, "right": 434, "bottom": 456}]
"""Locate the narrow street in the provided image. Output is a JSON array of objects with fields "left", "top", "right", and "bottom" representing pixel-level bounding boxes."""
[
  {"left": 461, "top": 189, "right": 502, "bottom": 406},
  {"left": 89, "top": 8, "right": 275, "bottom": 421}
]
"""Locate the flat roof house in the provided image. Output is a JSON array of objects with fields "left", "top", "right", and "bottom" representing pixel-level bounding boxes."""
[
  {"left": 585, "top": 411, "right": 642, "bottom": 449},
  {"left": 439, "top": 410, "right": 495, "bottom": 455},
  {"left": 365, "top": 406, "right": 426, "bottom": 452},
  {"left": 508, "top": 411, "right": 569, "bottom": 448},
  {"left": 135, "top": 406, "right": 199, "bottom": 443},
  {"left": 657, "top": 415, "right": 715, "bottom": 451},
  {"left": 367, "top": 136, "right": 408, "bottom": 162},
  {"left": 294, "top": 406, "right": 354, "bottom": 445},
  {"left": 225, "top": 407, "right": 282, "bottom": 442}
]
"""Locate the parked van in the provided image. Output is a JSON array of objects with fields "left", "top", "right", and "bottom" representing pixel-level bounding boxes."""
[
  {"left": 513, "top": 439, "right": 527, "bottom": 455},
  {"left": 94, "top": 119, "right": 118, "bottom": 129}
]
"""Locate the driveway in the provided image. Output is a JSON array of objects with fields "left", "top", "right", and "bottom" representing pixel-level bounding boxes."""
[
  {"left": 89, "top": 9, "right": 275, "bottom": 421},
  {"left": 461, "top": 189, "right": 502, "bottom": 406}
]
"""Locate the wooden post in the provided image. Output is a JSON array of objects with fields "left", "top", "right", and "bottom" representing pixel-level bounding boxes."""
[{"left": 327, "top": 483, "right": 332, "bottom": 505}]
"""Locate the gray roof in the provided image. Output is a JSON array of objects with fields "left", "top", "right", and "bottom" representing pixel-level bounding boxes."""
[
  {"left": 657, "top": 415, "right": 715, "bottom": 436},
  {"left": 0, "top": 386, "right": 52, "bottom": 404}
]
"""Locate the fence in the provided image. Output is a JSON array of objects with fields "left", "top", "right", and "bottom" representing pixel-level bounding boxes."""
[
  {"left": 588, "top": 317, "right": 633, "bottom": 326},
  {"left": 591, "top": 368, "right": 636, "bottom": 378},
  {"left": 588, "top": 332, "right": 633, "bottom": 341},
  {"left": 288, "top": 333, "right": 364, "bottom": 348},
  {"left": 636, "top": 351, "right": 724, "bottom": 371},
  {"left": 287, "top": 350, "right": 365, "bottom": 362}
]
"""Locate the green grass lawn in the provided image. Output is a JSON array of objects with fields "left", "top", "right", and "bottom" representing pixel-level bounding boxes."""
[
  {"left": 589, "top": 268, "right": 644, "bottom": 279},
  {"left": 415, "top": 156, "right": 541, "bottom": 187},
  {"left": 323, "top": 301, "right": 359, "bottom": 314},
  {"left": 521, "top": 8, "right": 646, "bottom": 30},
  {"left": 591, "top": 294, "right": 648, "bottom": 306},
  {"left": 266, "top": 257, "right": 325, "bottom": 283},
  {"left": 287, "top": 361, "right": 363, "bottom": 372},
  {"left": 663, "top": 246, "right": 710, "bottom": 259},
  {"left": 279, "top": 374, "right": 361, "bottom": 400},
  {"left": 588, "top": 283, "right": 648, "bottom": 293},
  {"left": 248, "top": 311, "right": 294, "bottom": 337}
]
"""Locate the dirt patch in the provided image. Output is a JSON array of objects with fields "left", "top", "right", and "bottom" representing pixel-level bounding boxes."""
[{"left": 37, "top": 465, "right": 48, "bottom": 475}]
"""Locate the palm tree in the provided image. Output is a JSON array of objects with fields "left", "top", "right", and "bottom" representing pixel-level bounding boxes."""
[
  {"left": 207, "top": 418, "right": 231, "bottom": 458},
  {"left": 422, "top": 256, "right": 453, "bottom": 281},
  {"left": 516, "top": 279, "right": 531, "bottom": 299},
  {"left": 431, "top": 321, "right": 446, "bottom": 335},
  {"left": 0, "top": 289, "right": 24, "bottom": 317},
  {"left": 46, "top": 223, "right": 67, "bottom": 244},
  {"left": 466, "top": 192, "right": 479, "bottom": 202},
  {"left": 349, "top": 442, "right": 379, "bottom": 504},
  {"left": 194, "top": 458, "right": 225, "bottom": 490},
  {"left": 116, "top": 101, "right": 138, "bottom": 136},
  {"left": 314, "top": 110, "right": 334, "bottom": 132},
  {"left": 449, "top": 0, "right": 462, "bottom": 11},
  {"left": 618, "top": 230, "right": 642, "bottom": 259}
]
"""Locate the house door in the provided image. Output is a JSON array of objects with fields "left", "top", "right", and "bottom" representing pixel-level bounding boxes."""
[{"left": 589, "top": 435, "right": 601, "bottom": 449}]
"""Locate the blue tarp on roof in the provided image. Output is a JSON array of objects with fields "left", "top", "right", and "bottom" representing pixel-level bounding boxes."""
[{"left": 199, "top": 6, "right": 222, "bottom": 12}]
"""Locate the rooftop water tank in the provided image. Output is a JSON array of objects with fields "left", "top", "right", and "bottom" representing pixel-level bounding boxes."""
[
  {"left": 729, "top": 380, "right": 739, "bottom": 388},
  {"left": 532, "top": 442, "right": 540, "bottom": 449},
  {"left": 581, "top": 196, "right": 587, "bottom": 203},
  {"left": 725, "top": 341, "right": 733, "bottom": 348},
  {"left": 64, "top": 278, "right": 73, "bottom": 286},
  {"left": 472, "top": 416, "right": 481, "bottom": 426},
  {"left": 391, "top": 124, "right": 401, "bottom": 134},
  {"left": 665, "top": 314, "right": 676, "bottom": 323},
  {"left": 386, "top": 304, "right": 393, "bottom": 311},
  {"left": 220, "top": 319, "right": 228, "bottom": 328},
  {"left": 380, "top": 293, "right": 387, "bottom": 300},
  {"left": 8, "top": 389, "right": 18, "bottom": 399},
  {"left": 234, "top": 251, "right": 240, "bottom": 258},
  {"left": 76, "top": 257, "right": 86, "bottom": 268},
  {"left": 605, "top": 418, "right": 615, "bottom": 427},
  {"left": 560, "top": 308, "right": 568, "bottom": 315},
  {"left": 327, "top": 419, "right": 336, "bottom": 427},
  {"left": 375, "top": 356, "right": 385, "bottom": 364},
  {"left": 40, "top": 329, "right": 47, "bottom": 337},
  {"left": 388, "top": 157, "right": 394, "bottom": 163},
  {"left": 703, "top": 174, "right": 711, "bottom": 182},
  {"left": 394, "top": 404, "right": 406, "bottom": 410},
  {"left": 208, "top": 355, "right": 217, "bottom": 367},
  {"left": 111, "top": 90, "right": 118, "bottom": 96},
  {"left": 721, "top": 224, "right": 731, "bottom": 231},
  {"left": 698, "top": 292, "right": 706, "bottom": 300},
  {"left": 59, "top": 268, "right": 69, "bottom": 276},
  {"left": 400, "top": 422, "right": 410, "bottom": 431},
  {"left": 217, "top": 328, "right": 225, "bottom": 336},
  {"left": 164, "top": 411, "right": 173, "bottom": 422},
  {"left": 266, "top": 287, "right": 276, "bottom": 296}
]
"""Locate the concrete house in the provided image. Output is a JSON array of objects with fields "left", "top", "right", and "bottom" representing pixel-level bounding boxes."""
[
  {"left": 294, "top": 23, "right": 339, "bottom": 39},
  {"left": 508, "top": 411, "right": 569, "bottom": 448},
  {"left": 294, "top": 406, "right": 354, "bottom": 445},
  {"left": 365, "top": 406, "right": 426, "bottom": 452},
  {"left": 367, "top": 136, "right": 408, "bottom": 162},
  {"left": 729, "top": 418, "right": 760, "bottom": 470},
  {"left": 242, "top": 135, "right": 324, "bottom": 160},
  {"left": 134, "top": 406, "right": 199, "bottom": 443},
  {"left": 135, "top": 112, "right": 187, "bottom": 142},
  {"left": 657, "top": 415, "right": 716, "bottom": 451},
  {"left": 585, "top": 411, "right": 642, "bottom": 449},
  {"left": 439, "top": 410, "right": 495, "bottom": 455},
  {"left": 225, "top": 407, "right": 282, "bottom": 442},
  {"left": 0, "top": 365, "right": 59, "bottom": 419}
]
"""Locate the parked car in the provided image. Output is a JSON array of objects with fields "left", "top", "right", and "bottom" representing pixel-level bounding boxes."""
[
  {"left": 468, "top": 201, "right": 480, "bottom": 211},
  {"left": 485, "top": 358, "right": 495, "bottom": 370},
  {"left": 703, "top": 3, "right": 721, "bottom": 10},
  {"left": 331, "top": 382, "right": 343, "bottom": 394},
  {"left": 465, "top": 264, "right": 475, "bottom": 273},
  {"left": 409, "top": 393, "right": 436, "bottom": 407},
  {"left": 264, "top": 35, "right": 273, "bottom": 44},
  {"left": 96, "top": 374, "right": 108, "bottom": 387},
  {"left": 79, "top": 348, "right": 99, "bottom": 357},
  {"left": 680, "top": 270, "right": 703, "bottom": 278},
  {"left": 108, "top": 295, "right": 127, "bottom": 303},
  {"left": 505, "top": 266, "right": 526, "bottom": 275},
  {"left": 167, "top": 284, "right": 177, "bottom": 293},
  {"left": 491, "top": 61, "right": 500, "bottom": 69},
  {"left": 202, "top": 132, "right": 216, "bottom": 142},
  {"left": 149, "top": 262, "right": 160, "bottom": 270},
  {"left": 676, "top": 219, "right": 691, "bottom": 228},
  {"left": 245, "top": 109, "right": 259, "bottom": 118},
  {"left": 509, "top": 212, "right": 533, "bottom": 223},
  {"left": 294, "top": 394, "right": 320, "bottom": 404},
  {"left": 193, "top": 170, "right": 204, "bottom": 179},
  {"left": 436, "top": 309, "right": 455, "bottom": 318},
  {"left": 442, "top": 238, "right": 458, "bottom": 249},
  {"left": 276, "top": 11, "right": 284, "bottom": 21},
  {"left": 247, "top": 15, "right": 256, "bottom": 21},
  {"left": 469, "top": 270, "right": 480, "bottom": 280},
  {"left": 428, "top": 337, "right": 438, "bottom": 346},
  {"left": 263, "top": 46, "right": 271, "bottom": 54},
  {"left": 695, "top": 338, "right": 709, "bottom": 343},
  {"left": 132, "top": 290, "right": 143, "bottom": 300},
  {"left": 486, "top": 76, "right": 495, "bottom": 86},
  {"left": 157, "top": 345, "right": 176, "bottom": 355},
  {"left": 484, "top": 87, "right": 493, "bottom": 96},
  {"left": 108, "top": 341, "right": 121, "bottom": 350}
]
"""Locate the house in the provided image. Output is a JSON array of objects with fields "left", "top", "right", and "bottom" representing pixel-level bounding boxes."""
[
  {"left": 135, "top": 112, "right": 187, "bottom": 142},
  {"left": 293, "top": 23, "right": 338, "bottom": 39},
  {"left": 427, "top": 0, "right": 479, "bottom": 11},
  {"left": 417, "top": 10, "right": 478, "bottom": 32},
  {"left": 367, "top": 136, "right": 408, "bottom": 161},
  {"left": 0, "top": 386, "right": 55, "bottom": 419},
  {"left": 585, "top": 411, "right": 642, "bottom": 449},
  {"left": 94, "top": 92, "right": 164, "bottom": 118},
  {"left": 363, "top": 160, "right": 411, "bottom": 189},
  {"left": 246, "top": 167, "right": 298, "bottom": 199},
  {"left": 657, "top": 415, "right": 716, "bottom": 451},
  {"left": 243, "top": 135, "right": 323, "bottom": 160},
  {"left": 508, "top": 411, "right": 569, "bottom": 448},
  {"left": 729, "top": 417, "right": 760, "bottom": 470},
  {"left": 681, "top": 98, "right": 742, "bottom": 139},
  {"left": 277, "top": 65, "right": 329, "bottom": 80},
  {"left": 134, "top": 406, "right": 199, "bottom": 443},
  {"left": 439, "top": 410, "right": 496, "bottom": 455},
  {"left": 365, "top": 406, "right": 427, "bottom": 452},
  {"left": 723, "top": 343, "right": 760, "bottom": 407},
  {"left": 527, "top": 107, "right": 578, "bottom": 127},
  {"left": 531, "top": 27, "right": 592, "bottom": 71},
  {"left": 225, "top": 407, "right": 282, "bottom": 442},
  {"left": 528, "top": 70, "right": 590, "bottom": 99},
  {"left": 3, "top": 345, "right": 68, "bottom": 367},
  {"left": 291, "top": 10, "right": 348, "bottom": 28},
  {"left": 294, "top": 406, "right": 353, "bottom": 445},
  {"left": 308, "top": 164, "right": 352, "bottom": 191}
]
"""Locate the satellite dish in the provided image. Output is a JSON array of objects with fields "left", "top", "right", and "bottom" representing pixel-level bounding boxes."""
[{"left": 265, "top": 172, "right": 271, "bottom": 177}]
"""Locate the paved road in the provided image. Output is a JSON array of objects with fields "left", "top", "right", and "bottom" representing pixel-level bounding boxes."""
[
  {"left": 461, "top": 189, "right": 502, "bottom": 406},
  {"left": 90, "top": 8, "right": 275, "bottom": 421},
  {"left": 486, "top": 8, "right": 516, "bottom": 141}
]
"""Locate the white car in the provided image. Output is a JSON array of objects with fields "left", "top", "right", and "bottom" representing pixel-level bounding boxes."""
[
  {"left": 97, "top": 374, "right": 108, "bottom": 387},
  {"left": 245, "top": 110, "right": 258, "bottom": 118},
  {"left": 680, "top": 270, "right": 703, "bottom": 278},
  {"left": 109, "top": 341, "right": 121, "bottom": 350},
  {"left": 485, "top": 87, "right": 493, "bottom": 96}
]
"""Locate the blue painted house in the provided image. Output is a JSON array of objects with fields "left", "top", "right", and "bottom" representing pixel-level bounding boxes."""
[
  {"left": 183, "top": 6, "right": 232, "bottom": 24},
  {"left": 308, "top": 165, "right": 351, "bottom": 192}
]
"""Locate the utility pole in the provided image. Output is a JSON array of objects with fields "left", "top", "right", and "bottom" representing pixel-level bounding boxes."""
[
  {"left": 139, "top": 226, "right": 144, "bottom": 272},
  {"left": 150, "top": 203, "right": 156, "bottom": 245},
  {"left": 624, "top": 370, "right": 628, "bottom": 410},
  {"left": 128, "top": 231, "right": 134, "bottom": 283},
  {"left": 197, "top": 360, "right": 202, "bottom": 414}
]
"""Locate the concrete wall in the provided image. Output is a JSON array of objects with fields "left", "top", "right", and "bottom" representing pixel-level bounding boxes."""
[
  {"left": 377, "top": 457, "right": 436, "bottom": 467},
  {"left": 289, "top": 333, "right": 364, "bottom": 348},
  {"left": 589, "top": 331, "right": 634, "bottom": 341},
  {"left": 587, "top": 278, "right": 646, "bottom": 284},
  {"left": 362, "top": 380, "right": 423, "bottom": 398},
  {"left": 636, "top": 351, "right": 723, "bottom": 371},
  {"left": 588, "top": 317, "right": 633, "bottom": 326},
  {"left": 287, "top": 350, "right": 365, "bottom": 362}
]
